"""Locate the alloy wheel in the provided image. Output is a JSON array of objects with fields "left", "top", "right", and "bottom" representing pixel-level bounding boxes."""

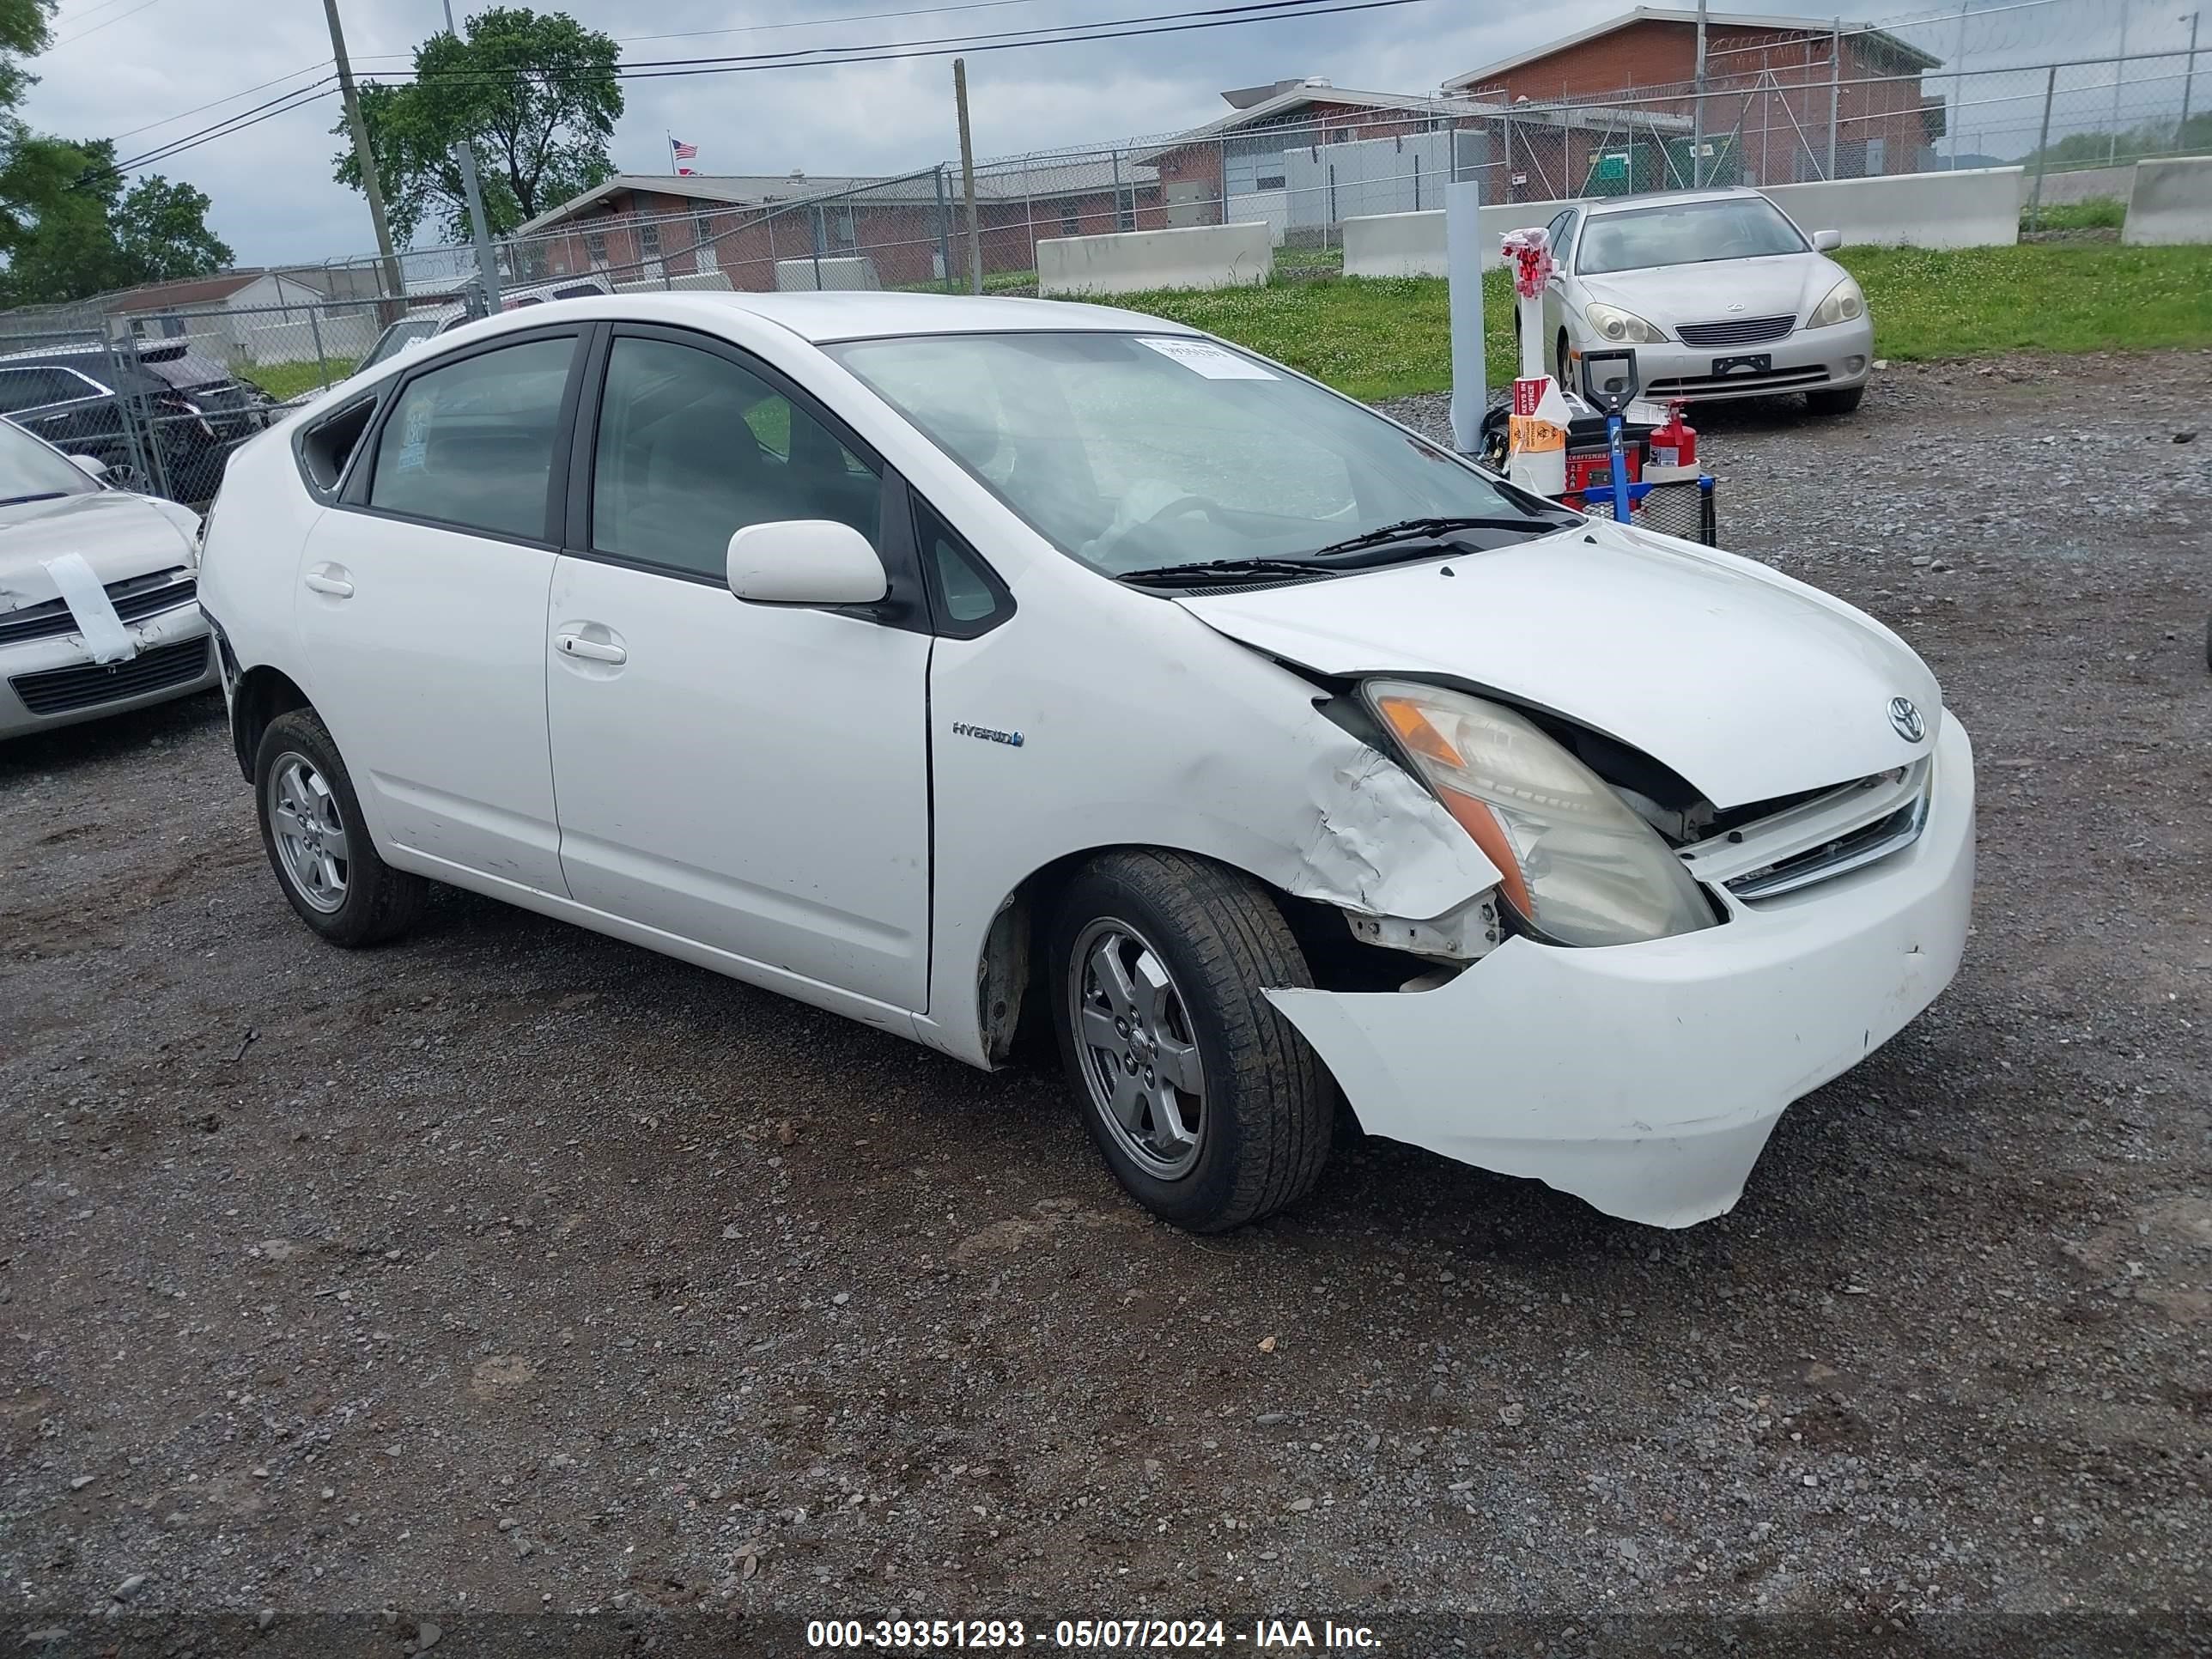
[
  {"left": 1068, "top": 917, "right": 1207, "bottom": 1180},
  {"left": 266, "top": 751, "right": 349, "bottom": 915}
]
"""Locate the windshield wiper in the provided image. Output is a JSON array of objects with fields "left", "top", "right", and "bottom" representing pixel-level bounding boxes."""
[
  {"left": 1308, "top": 514, "right": 1563, "bottom": 557},
  {"left": 1115, "top": 557, "right": 1336, "bottom": 586},
  {"left": 0, "top": 492, "right": 69, "bottom": 507}
]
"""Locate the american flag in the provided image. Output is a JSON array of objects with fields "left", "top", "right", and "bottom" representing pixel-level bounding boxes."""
[{"left": 670, "top": 137, "right": 698, "bottom": 161}]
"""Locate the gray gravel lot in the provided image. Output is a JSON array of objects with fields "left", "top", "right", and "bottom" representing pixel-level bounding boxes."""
[{"left": 3, "top": 352, "right": 2209, "bottom": 1649}]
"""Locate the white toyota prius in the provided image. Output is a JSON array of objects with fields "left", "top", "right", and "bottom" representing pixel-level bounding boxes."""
[{"left": 198, "top": 292, "right": 1974, "bottom": 1233}]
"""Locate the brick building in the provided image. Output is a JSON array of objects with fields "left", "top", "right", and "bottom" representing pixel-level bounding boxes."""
[
  {"left": 509, "top": 161, "right": 1164, "bottom": 293},
  {"left": 1443, "top": 7, "right": 1945, "bottom": 186}
]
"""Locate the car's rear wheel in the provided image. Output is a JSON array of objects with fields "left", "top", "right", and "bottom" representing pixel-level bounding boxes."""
[
  {"left": 1049, "top": 850, "right": 1334, "bottom": 1232},
  {"left": 254, "top": 709, "right": 426, "bottom": 947},
  {"left": 1807, "top": 385, "right": 1865, "bottom": 416},
  {"left": 92, "top": 447, "right": 152, "bottom": 495}
]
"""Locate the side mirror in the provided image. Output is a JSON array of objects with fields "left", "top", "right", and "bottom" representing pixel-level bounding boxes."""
[
  {"left": 726, "top": 520, "right": 888, "bottom": 606},
  {"left": 69, "top": 453, "right": 110, "bottom": 483},
  {"left": 1811, "top": 228, "right": 1842, "bottom": 252}
]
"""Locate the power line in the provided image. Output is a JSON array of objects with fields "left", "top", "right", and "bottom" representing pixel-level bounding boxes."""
[
  {"left": 106, "top": 59, "right": 336, "bottom": 143},
  {"left": 78, "top": 0, "right": 1431, "bottom": 181},
  {"left": 351, "top": 0, "right": 1095, "bottom": 60},
  {"left": 78, "top": 80, "right": 337, "bottom": 185},
  {"left": 392, "top": 0, "right": 1401, "bottom": 86},
  {"left": 47, "top": 0, "right": 173, "bottom": 50}
]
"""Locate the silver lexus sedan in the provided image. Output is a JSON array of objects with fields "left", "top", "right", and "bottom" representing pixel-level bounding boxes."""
[{"left": 1534, "top": 187, "right": 1875, "bottom": 415}]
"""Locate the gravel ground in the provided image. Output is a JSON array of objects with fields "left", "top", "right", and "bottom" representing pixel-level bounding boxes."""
[{"left": 3, "top": 352, "right": 2209, "bottom": 1653}]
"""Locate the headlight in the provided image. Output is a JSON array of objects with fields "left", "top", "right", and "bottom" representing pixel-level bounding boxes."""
[
  {"left": 1808, "top": 275, "right": 1865, "bottom": 328},
  {"left": 1583, "top": 302, "right": 1667, "bottom": 345},
  {"left": 1364, "top": 681, "right": 1715, "bottom": 947}
]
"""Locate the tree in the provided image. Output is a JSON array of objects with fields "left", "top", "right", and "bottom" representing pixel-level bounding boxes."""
[
  {"left": 332, "top": 6, "right": 622, "bottom": 244},
  {"left": 0, "top": 136, "right": 234, "bottom": 307},
  {"left": 0, "top": 0, "right": 58, "bottom": 256},
  {"left": 112, "top": 175, "right": 232, "bottom": 283}
]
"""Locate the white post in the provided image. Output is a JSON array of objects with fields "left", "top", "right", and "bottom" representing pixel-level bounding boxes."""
[{"left": 1445, "top": 178, "right": 1486, "bottom": 454}]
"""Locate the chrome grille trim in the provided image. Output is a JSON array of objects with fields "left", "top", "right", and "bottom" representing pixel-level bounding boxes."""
[
  {"left": 1723, "top": 791, "right": 1929, "bottom": 901},
  {"left": 1675, "top": 313, "right": 1796, "bottom": 347}
]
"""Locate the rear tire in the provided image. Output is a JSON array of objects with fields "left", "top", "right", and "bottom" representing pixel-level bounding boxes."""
[
  {"left": 1807, "top": 385, "right": 1865, "bottom": 416},
  {"left": 254, "top": 709, "right": 427, "bottom": 947},
  {"left": 1049, "top": 850, "right": 1334, "bottom": 1232}
]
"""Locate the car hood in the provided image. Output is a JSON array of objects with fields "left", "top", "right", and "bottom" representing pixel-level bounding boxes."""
[
  {"left": 1175, "top": 520, "right": 1940, "bottom": 810},
  {"left": 1579, "top": 252, "right": 1838, "bottom": 326},
  {"left": 0, "top": 491, "right": 200, "bottom": 612}
]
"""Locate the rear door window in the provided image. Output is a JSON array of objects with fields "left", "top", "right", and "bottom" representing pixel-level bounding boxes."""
[{"left": 367, "top": 337, "right": 575, "bottom": 540}]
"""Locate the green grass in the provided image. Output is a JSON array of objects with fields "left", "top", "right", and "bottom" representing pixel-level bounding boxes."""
[
  {"left": 241, "top": 358, "right": 359, "bottom": 402},
  {"left": 1085, "top": 243, "right": 2212, "bottom": 401},
  {"left": 2021, "top": 196, "right": 2127, "bottom": 232},
  {"left": 1836, "top": 243, "right": 2212, "bottom": 359}
]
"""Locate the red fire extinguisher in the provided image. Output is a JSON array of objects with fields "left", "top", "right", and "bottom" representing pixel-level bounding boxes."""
[{"left": 1647, "top": 399, "right": 1698, "bottom": 478}]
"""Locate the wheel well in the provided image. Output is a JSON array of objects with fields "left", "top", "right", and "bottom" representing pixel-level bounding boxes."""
[
  {"left": 229, "top": 666, "right": 311, "bottom": 782},
  {"left": 979, "top": 845, "right": 1437, "bottom": 1066}
]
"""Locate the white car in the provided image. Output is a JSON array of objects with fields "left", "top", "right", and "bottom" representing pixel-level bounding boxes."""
[
  {"left": 1536, "top": 187, "right": 1875, "bottom": 414},
  {"left": 198, "top": 293, "right": 1972, "bottom": 1232},
  {"left": 0, "top": 419, "right": 210, "bottom": 739}
]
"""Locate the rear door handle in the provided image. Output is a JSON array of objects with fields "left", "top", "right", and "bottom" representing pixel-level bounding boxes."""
[
  {"left": 556, "top": 633, "right": 627, "bottom": 665},
  {"left": 303, "top": 565, "right": 354, "bottom": 599}
]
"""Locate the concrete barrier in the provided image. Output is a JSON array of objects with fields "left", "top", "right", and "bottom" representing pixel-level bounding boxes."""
[
  {"left": 1764, "top": 167, "right": 2022, "bottom": 248},
  {"left": 775, "top": 257, "right": 880, "bottom": 292},
  {"left": 1037, "top": 222, "right": 1272, "bottom": 295},
  {"left": 1337, "top": 169, "right": 2023, "bottom": 283},
  {"left": 2123, "top": 156, "right": 2212, "bottom": 246}
]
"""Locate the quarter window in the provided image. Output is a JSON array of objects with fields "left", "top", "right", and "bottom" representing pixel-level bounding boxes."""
[
  {"left": 590, "top": 335, "right": 879, "bottom": 580},
  {"left": 367, "top": 337, "right": 574, "bottom": 540}
]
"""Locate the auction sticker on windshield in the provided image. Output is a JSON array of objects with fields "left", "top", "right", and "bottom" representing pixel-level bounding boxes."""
[{"left": 1136, "top": 337, "right": 1278, "bottom": 379}]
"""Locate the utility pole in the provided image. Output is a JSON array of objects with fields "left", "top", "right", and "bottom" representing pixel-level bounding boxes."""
[
  {"left": 953, "top": 58, "right": 982, "bottom": 294},
  {"left": 2183, "top": 11, "right": 2201, "bottom": 141},
  {"left": 1692, "top": 0, "right": 1708, "bottom": 186},
  {"left": 321, "top": 0, "right": 405, "bottom": 309},
  {"left": 442, "top": 0, "right": 501, "bottom": 313}
]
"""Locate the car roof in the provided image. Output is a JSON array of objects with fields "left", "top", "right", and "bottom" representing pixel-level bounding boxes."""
[
  {"left": 436, "top": 289, "right": 1198, "bottom": 349},
  {"left": 1582, "top": 186, "right": 1766, "bottom": 216}
]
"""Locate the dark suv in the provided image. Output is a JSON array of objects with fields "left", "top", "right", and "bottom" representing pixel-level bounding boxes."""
[{"left": 0, "top": 342, "right": 271, "bottom": 502}]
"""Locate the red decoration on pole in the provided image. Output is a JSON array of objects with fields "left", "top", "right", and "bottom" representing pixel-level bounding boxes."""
[{"left": 1498, "top": 226, "right": 1553, "bottom": 301}]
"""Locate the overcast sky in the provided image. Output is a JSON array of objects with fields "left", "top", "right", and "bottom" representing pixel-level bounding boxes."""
[{"left": 15, "top": 0, "right": 2181, "bottom": 267}]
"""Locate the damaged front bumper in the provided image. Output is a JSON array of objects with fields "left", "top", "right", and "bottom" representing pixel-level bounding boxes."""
[{"left": 1267, "top": 715, "right": 1975, "bottom": 1227}]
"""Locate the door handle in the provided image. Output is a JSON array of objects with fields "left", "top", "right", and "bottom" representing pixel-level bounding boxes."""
[
  {"left": 556, "top": 632, "right": 627, "bottom": 665},
  {"left": 303, "top": 568, "right": 354, "bottom": 599}
]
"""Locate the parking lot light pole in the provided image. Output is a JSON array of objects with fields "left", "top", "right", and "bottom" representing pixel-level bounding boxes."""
[{"left": 443, "top": 0, "right": 503, "bottom": 313}]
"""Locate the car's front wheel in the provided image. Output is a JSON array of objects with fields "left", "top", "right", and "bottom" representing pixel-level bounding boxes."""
[
  {"left": 1807, "top": 385, "right": 1865, "bottom": 416},
  {"left": 254, "top": 710, "right": 427, "bottom": 947},
  {"left": 1049, "top": 850, "right": 1334, "bottom": 1232}
]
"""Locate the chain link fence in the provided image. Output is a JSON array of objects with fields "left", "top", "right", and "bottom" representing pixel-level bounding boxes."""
[{"left": 0, "top": 0, "right": 2196, "bottom": 469}]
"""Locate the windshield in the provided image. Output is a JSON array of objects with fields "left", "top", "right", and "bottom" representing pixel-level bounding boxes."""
[
  {"left": 365, "top": 318, "right": 444, "bottom": 369},
  {"left": 1576, "top": 197, "right": 1808, "bottom": 276},
  {"left": 0, "top": 418, "right": 97, "bottom": 501},
  {"left": 825, "top": 331, "right": 1543, "bottom": 576}
]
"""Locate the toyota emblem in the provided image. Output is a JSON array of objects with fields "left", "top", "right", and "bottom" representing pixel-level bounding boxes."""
[{"left": 1887, "top": 696, "right": 1927, "bottom": 743}]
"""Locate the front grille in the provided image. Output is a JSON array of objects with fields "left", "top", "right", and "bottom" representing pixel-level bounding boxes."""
[
  {"left": 1645, "top": 365, "right": 1831, "bottom": 396},
  {"left": 0, "top": 567, "right": 196, "bottom": 647},
  {"left": 1675, "top": 313, "right": 1796, "bottom": 347},
  {"left": 9, "top": 635, "right": 209, "bottom": 716},
  {"left": 1725, "top": 793, "right": 1929, "bottom": 901}
]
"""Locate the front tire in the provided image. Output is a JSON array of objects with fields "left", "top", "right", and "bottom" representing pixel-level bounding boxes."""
[
  {"left": 1049, "top": 851, "right": 1334, "bottom": 1232},
  {"left": 1807, "top": 384, "right": 1865, "bottom": 416},
  {"left": 254, "top": 709, "right": 427, "bottom": 947}
]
